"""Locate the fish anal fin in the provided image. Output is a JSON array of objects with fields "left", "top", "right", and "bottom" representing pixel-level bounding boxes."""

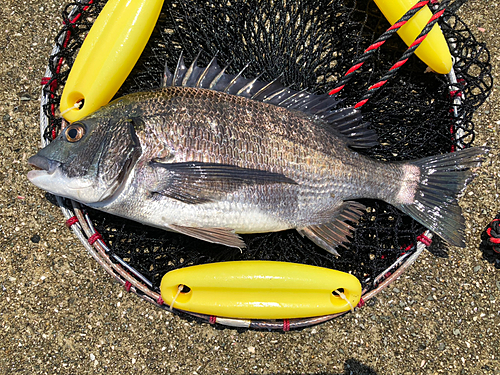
[
  {"left": 297, "top": 201, "right": 366, "bottom": 256},
  {"left": 168, "top": 224, "right": 246, "bottom": 249}
]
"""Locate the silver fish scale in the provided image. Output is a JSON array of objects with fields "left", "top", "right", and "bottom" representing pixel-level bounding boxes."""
[{"left": 98, "top": 86, "right": 404, "bottom": 230}]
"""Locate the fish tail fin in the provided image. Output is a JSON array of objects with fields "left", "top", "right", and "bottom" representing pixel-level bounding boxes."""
[{"left": 394, "top": 147, "right": 488, "bottom": 248}]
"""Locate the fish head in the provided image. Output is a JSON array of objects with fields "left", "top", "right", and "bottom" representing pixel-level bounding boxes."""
[{"left": 28, "top": 117, "right": 142, "bottom": 204}]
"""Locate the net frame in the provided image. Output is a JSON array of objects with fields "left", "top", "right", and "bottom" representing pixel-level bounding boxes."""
[{"left": 38, "top": 0, "right": 492, "bottom": 330}]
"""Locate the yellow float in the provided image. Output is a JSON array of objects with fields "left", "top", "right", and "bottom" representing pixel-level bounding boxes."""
[
  {"left": 160, "top": 261, "right": 362, "bottom": 319},
  {"left": 59, "top": 0, "right": 164, "bottom": 122},
  {"left": 374, "top": 0, "right": 452, "bottom": 74}
]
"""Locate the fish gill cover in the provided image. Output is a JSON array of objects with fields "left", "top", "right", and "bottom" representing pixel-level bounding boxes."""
[{"left": 40, "top": 0, "right": 491, "bottom": 318}]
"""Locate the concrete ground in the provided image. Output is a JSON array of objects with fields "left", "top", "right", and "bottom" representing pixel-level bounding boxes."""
[{"left": 0, "top": 1, "right": 498, "bottom": 374}]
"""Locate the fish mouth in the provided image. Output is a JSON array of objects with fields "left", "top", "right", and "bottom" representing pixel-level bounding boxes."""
[
  {"left": 27, "top": 155, "right": 60, "bottom": 179},
  {"left": 27, "top": 154, "right": 95, "bottom": 201}
]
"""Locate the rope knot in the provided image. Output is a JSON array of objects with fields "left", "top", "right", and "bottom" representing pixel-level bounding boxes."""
[
  {"left": 417, "top": 234, "right": 432, "bottom": 247},
  {"left": 283, "top": 319, "right": 290, "bottom": 331},
  {"left": 88, "top": 232, "right": 102, "bottom": 245},
  {"left": 65, "top": 216, "right": 79, "bottom": 227}
]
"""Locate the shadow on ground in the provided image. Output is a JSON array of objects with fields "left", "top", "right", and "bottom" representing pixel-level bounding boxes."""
[{"left": 249, "top": 359, "right": 379, "bottom": 375}]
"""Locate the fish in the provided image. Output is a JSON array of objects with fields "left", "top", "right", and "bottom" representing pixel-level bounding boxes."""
[{"left": 28, "top": 54, "right": 487, "bottom": 255}]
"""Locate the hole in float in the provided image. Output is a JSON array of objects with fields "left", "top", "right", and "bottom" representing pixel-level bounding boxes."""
[
  {"left": 63, "top": 92, "right": 85, "bottom": 114},
  {"left": 179, "top": 284, "right": 191, "bottom": 293},
  {"left": 332, "top": 288, "right": 345, "bottom": 297},
  {"left": 331, "top": 288, "right": 354, "bottom": 313}
]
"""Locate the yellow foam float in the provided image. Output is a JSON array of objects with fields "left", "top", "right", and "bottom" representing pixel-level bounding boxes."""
[
  {"left": 160, "top": 261, "right": 362, "bottom": 319},
  {"left": 60, "top": 0, "right": 164, "bottom": 122},
  {"left": 374, "top": 0, "right": 452, "bottom": 74}
]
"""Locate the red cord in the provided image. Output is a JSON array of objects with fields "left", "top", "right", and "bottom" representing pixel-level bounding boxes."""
[
  {"left": 417, "top": 234, "right": 432, "bottom": 247},
  {"left": 42, "top": 1, "right": 94, "bottom": 140},
  {"left": 65, "top": 216, "right": 79, "bottom": 227},
  {"left": 88, "top": 232, "right": 102, "bottom": 245},
  {"left": 283, "top": 319, "right": 290, "bottom": 331}
]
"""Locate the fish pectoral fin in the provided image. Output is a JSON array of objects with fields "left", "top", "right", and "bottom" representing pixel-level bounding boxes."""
[
  {"left": 168, "top": 224, "right": 246, "bottom": 249},
  {"left": 297, "top": 201, "right": 366, "bottom": 256},
  {"left": 150, "top": 161, "right": 296, "bottom": 204}
]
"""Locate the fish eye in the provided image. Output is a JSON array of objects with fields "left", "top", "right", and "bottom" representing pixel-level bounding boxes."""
[{"left": 65, "top": 123, "right": 85, "bottom": 142}]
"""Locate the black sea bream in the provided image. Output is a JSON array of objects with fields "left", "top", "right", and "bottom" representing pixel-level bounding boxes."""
[{"left": 28, "top": 55, "right": 486, "bottom": 254}]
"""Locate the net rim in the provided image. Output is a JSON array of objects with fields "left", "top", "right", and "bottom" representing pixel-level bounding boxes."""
[{"left": 37, "top": 0, "right": 470, "bottom": 330}]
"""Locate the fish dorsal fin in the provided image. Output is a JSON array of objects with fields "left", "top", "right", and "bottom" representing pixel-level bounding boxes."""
[{"left": 163, "top": 53, "right": 378, "bottom": 149}]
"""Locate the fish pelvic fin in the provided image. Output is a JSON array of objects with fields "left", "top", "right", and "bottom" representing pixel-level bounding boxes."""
[
  {"left": 168, "top": 224, "right": 246, "bottom": 249},
  {"left": 395, "top": 147, "right": 488, "bottom": 248},
  {"left": 297, "top": 201, "right": 366, "bottom": 256}
]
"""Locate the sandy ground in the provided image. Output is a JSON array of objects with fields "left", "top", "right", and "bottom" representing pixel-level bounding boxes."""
[{"left": 0, "top": 1, "right": 499, "bottom": 374}]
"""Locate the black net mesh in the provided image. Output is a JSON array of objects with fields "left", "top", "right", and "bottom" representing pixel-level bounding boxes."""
[{"left": 41, "top": 0, "right": 492, "bottom": 293}]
